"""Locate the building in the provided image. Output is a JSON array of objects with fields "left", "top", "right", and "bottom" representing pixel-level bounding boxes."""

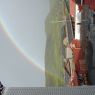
[{"left": 3, "top": 86, "right": 95, "bottom": 95}]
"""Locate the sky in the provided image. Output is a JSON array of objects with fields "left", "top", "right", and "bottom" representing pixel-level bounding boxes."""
[{"left": 0, "top": 0, "right": 50, "bottom": 87}]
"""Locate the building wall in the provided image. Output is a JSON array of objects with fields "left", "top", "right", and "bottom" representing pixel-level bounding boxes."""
[{"left": 83, "top": 6, "right": 95, "bottom": 85}]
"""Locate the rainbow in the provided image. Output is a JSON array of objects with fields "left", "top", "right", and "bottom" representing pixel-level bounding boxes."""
[{"left": 0, "top": 16, "right": 45, "bottom": 71}]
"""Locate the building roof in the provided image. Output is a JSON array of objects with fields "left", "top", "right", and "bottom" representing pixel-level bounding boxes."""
[{"left": 3, "top": 86, "right": 95, "bottom": 95}]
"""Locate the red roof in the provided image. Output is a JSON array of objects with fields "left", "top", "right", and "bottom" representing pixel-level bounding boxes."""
[
  {"left": 70, "top": 0, "right": 95, "bottom": 17},
  {"left": 70, "top": 0, "right": 75, "bottom": 17},
  {"left": 84, "top": 0, "right": 95, "bottom": 10}
]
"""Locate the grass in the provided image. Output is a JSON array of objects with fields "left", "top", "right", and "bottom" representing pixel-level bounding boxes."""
[{"left": 45, "top": 0, "right": 69, "bottom": 86}]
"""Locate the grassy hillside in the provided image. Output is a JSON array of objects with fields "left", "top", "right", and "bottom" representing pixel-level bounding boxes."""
[{"left": 45, "top": 0, "right": 69, "bottom": 86}]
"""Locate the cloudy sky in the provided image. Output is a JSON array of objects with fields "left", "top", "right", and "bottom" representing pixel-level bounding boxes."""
[{"left": 0, "top": 0, "right": 50, "bottom": 87}]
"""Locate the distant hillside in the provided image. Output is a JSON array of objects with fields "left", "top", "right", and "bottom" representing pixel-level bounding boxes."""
[{"left": 45, "top": 0, "right": 69, "bottom": 86}]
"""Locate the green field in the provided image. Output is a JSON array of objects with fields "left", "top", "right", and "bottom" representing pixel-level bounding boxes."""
[{"left": 45, "top": 0, "right": 69, "bottom": 86}]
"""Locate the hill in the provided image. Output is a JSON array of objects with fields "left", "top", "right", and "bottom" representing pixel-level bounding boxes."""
[{"left": 45, "top": 0, "right": 69, "bottom": 86}]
